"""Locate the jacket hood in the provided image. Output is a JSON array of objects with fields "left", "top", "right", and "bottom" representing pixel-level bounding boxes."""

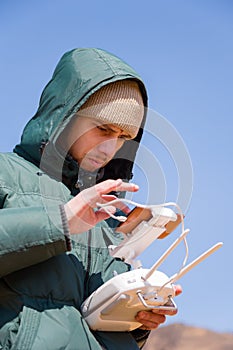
[{"left": 14, "top": 48, "right": 148, "bottom": 193}]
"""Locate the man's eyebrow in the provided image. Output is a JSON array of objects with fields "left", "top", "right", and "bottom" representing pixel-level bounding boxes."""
[
  {"left": 107, "top": 125, "right": 131, "bottom": 138},
  {"left": 98, "top": 123, "right": 131, "bottom": 138}
]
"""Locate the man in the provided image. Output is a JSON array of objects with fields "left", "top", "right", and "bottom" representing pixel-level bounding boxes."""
[{"left": 0, "top": 48, "right": 179, "bottom": 349}]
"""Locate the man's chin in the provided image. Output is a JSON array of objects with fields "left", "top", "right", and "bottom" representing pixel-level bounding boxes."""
[{"left": 80, "top": 160, "right": 103, "bottom": 173}]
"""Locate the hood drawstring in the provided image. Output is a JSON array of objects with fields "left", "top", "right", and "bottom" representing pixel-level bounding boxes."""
[
  {"left": 40, "top": 140, "right": 49, "bottom": 156},
  {"left": 74, "top": 167, "right": 105, "bottom": 191}
]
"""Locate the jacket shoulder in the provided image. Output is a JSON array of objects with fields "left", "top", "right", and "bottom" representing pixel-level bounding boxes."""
[
  {"left": 0, "top": 152, "right": 70, "bottom": 209},
  {"left": 0, "top": 152, "right": 39, "bottom": 187}
]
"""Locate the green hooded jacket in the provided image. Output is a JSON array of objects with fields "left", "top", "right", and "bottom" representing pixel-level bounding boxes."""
[{"left": 0, "top": 48, "right": 149, "bottom": 350}]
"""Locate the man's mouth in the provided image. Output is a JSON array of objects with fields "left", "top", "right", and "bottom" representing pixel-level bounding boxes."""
[{"left": 86, "top": 156, "right": 107, "bottom": 168}]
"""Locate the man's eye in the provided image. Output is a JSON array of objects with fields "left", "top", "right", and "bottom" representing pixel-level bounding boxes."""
[{"left": 96, "top": 126, "right": 108, "bottom": 132}]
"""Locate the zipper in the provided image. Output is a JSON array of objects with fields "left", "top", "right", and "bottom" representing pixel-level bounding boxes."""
[{"left": 84, "top": 230, "right": 92, "bottom": 297}]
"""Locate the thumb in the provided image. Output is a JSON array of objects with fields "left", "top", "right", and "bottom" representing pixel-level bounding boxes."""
[
  {"left": 94, "top": 206, "right": 117, "bottom": 223},
  {"left": 174, "top": 284, "right": 183, "bottom": 296}
]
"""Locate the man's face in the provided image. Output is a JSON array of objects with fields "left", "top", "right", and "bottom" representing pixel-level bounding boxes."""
[{"left": 65, "top": 116, "right": 133, "bottom": 172}]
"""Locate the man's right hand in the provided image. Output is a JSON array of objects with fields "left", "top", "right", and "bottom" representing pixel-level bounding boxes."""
[{"left": 64, "top": 179, "right": 139, "bottom": 234}]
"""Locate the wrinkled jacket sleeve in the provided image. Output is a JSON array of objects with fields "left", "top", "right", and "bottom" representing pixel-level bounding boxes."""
[
  {"left": 131, "top": 329, "right": 151, "bottom": 349},
  {"left": 0, "top": 204, "right": 68, "bottom": 277}
]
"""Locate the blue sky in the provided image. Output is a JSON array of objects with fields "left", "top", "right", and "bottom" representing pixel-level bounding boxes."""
[{"left": 1, "top": 0, "right": 232, "bottom": 333}]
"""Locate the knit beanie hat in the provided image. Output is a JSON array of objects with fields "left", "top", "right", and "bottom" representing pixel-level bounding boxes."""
[{"left": 78, "top": 80, "right": 144, "bottom": 139}]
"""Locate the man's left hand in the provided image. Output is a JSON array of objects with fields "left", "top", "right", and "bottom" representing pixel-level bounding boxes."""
[{"left": 135, "top": 284, "right": 182, "bottom": 330}]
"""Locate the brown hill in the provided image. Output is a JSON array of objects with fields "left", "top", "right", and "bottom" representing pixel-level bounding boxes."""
[{"left": 143, "top": 323, "right": 233, "bottom": 350}]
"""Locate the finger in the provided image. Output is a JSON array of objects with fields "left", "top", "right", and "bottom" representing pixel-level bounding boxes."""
[
  {"left": 95, "top": 179, "right": 139, "bottom": 196},
  {"left": 101, "top": 195, "right": 132, "bottom": 214},
  {"left": 97, "top": 195, "right": 117, "bottom": 206},
  {"left": 94, "top": 207, "right": 117, "bottom": 223},
  {"left": 136, "top": 311, "right": 166, "bottom": 324},
  {"left": 97, "top": 205, "right": 117, "bottom": 216},
  {"left": 81, "top": 180, "right": 139, "bottom": 209},
  {"left": 174, "top": 284, "right": 182, "bottom": 296},
  {"left": 116, "top": 181, "right": 139, "bottom": 193},
  {"left": 152, "top": 308, "right": 178, "bottom": 316},
  {"left": 79, "top": 180, "right": 122, "bottom": 207},
  {"left": 95, "top": 179, "right": 123, "bottom": 195},
  {"left": 136, "top": 312, "right": 166, "bottom": 330},
  {"left": 101, "top": 195, "right": 118, "bottom": 202}
]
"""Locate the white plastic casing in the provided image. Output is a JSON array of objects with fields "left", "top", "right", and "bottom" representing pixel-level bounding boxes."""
[
  {"left": 81, "top": 268, "right": 176, "bottom": 332},
  {"left": 109, "top": 207, "right": 177, "bottom": 263}
]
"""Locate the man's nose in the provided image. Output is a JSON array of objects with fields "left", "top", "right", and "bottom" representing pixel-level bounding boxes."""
[{"left": 97, "top": 138, "right": 118, "bottom": 156}]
